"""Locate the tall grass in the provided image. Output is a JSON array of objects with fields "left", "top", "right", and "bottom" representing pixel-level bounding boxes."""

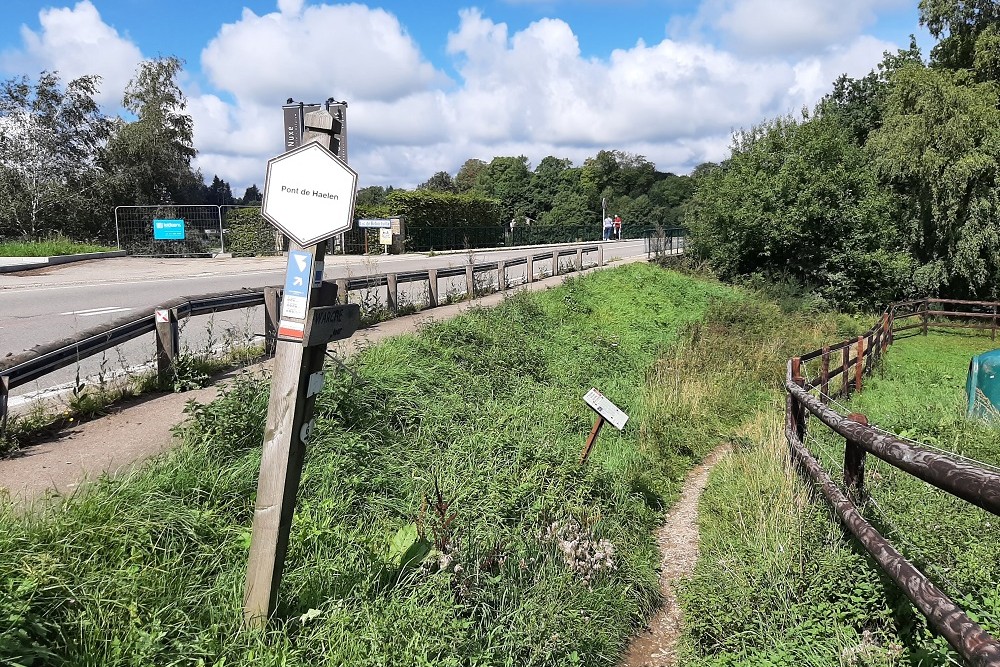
[
  {"left": 680, "top": 327, "right": 1000, "bottom": 665},
  {"left": 0, "top": 235, "right": 114, "bottom": 257},
  {"left": 1, "top": 263, "right": 740, "bottom": 666}
]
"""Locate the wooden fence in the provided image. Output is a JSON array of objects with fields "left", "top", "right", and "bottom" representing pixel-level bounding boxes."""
[{"left": 785, "top": 299, "right": 1000, "bottom": 666}]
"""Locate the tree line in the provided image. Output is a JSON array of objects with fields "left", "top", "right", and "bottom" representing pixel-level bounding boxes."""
[
  {"left": 685, "top": 0, "right": 1000, "bottom": 308},
  {"left": 0, "top": 56, "right": 261, "bottom": 243}
]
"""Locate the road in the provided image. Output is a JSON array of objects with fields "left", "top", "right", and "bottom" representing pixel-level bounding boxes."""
[{"left": 0, "top": 240, "right": 649, "bottom": 403}]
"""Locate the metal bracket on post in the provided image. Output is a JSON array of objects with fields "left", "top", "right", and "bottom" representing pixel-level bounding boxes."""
[{"left": 155, "top": 308, "right": 180, "bottom": 386}]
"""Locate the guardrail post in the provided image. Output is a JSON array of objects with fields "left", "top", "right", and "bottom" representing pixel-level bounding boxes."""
[
  {"left": 598, "top": 245, "right": 604, "bottom": 267},
  {"left": 575, "top": 248, "right": 583, "bottom": 271},
  {"left": 263, "top": 287, "right": 279, "bottom": 356},
  {"left": 1, "top": 375, "right": 9, "bottom": 437},
  {"left": 526, "top": 256, "right": 534, "bottom": 284},
  {"left": 922, "top": 298, "right": 929, "bottom": 335},
  {"left": 855, "top": 336, "right": 865, "bottom": 393},
  {"left": 465, "top": 263, "right": 475, "bottom": 300},
  {"left": 844, "top": 413, "right": 869, "bottom": 501},
  {"left": 427, "top": 268, "right": 439, "bottom": 307},
  {"left": 820, "top": 346, "right": 830, "bottom": 404},
  {"left": 841, "top": 345, "right": 850, "bottom": 398},
  {"left": 335, "top": 279, "right": 348, "bottom": 305},
  {"left": 387, "top": 273, "right": 398, "bottom": 313},
  {"left": 155, "top": 308, "right": 180, "bottom": 386},
  {"left": 497, "top": 260, "right": 506, "bottom": 291},
  {"left": 551, "top": 250, "right": 559, "bottom": 277}
]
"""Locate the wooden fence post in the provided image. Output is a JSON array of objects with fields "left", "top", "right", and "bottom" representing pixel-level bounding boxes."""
[
  {"left": 0, "top": 375, "right": 9, "bottom": 437},
  {"left": 820, "top": 346, "right": 830, "bottom": 404},
  {"left": 575, "top": 248, "right": 583, "bottom": 271},
  {"left": 335, "top": 279, "right": 348, "bottom": 305},
  {"left": 497, "top": 260, "right": 506, "bottom": 291},
  {"left": 881, "top": 313, "right": 890, "bottom": 353},
  {"left": 922, "top": 298, "right": 929, "bottom": 335},
  {"left": 551, "top": 250, "right": 559, "bottom": 277},
  {"left": 855, "top": 336, "right": 865, "bottom": 393},
  {"left": 597, "top": 245, "right": 604, "bottom": 267},
  {"left": 844, "top": 413, "right": 869, "bottom": 501},
  {"left": 155, "top": 308, "right": 180, "bottom": 386},
  {"left": 791, "top": 356, "right": 806, "bottom": 442},
  {"left": 841, "top": 345, "right": 850, "bottom": 398},
  {"left": 386, "top": 273, "right": 398, "bottom": 313},
  {"left": 992, "top": 305, "right": 997, "bottom": 341},
  {"left": 465, "top": 263, "right": 475, "bottom": 300},
  {"left": 526, "top": 256, "right": 534, "bottom": 284},
  {"left": 427, "top": 268, "right": 439, "bottom": 307},
  {"left": 263, "top": 287, "right": 279, "bottom": 356}
]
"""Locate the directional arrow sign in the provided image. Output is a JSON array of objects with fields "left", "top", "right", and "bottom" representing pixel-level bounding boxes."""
[{"left": 261, "top": 141, "right": 359, "bottom": 246}]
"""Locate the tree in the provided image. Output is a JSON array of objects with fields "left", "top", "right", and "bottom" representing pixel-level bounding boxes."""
[
  {"left": 919, "top": 0, "right": 1000, "bottom": 78},
  {"left": 206, "top": 175, "right": 234, "bottom": 205},
  {"left": 240, "top": 184, "right": 262, "bottom": 205},
  {"left": 0, "top": 71, "right": 111, "bottom": 239},
  {"left": 867, "top": 63, "right": 1000, "bottom": 298},
  {"left": 530, "top": 156, "right": 573, "bottom": 214},
  {"left": 455, "top": 158, "right": 486, "bottom": 193},
  {"left": 356, "top": 185, "right": 391, "bottom": 207},
  {"left": 107, "top": 56, "right": 198, "bottom": 205},
  {"left": 475, "top": 156, "right": 532, "bottom": 223},
  {"left": 418, "top": 171, "right": 457, "bottom": 193}
]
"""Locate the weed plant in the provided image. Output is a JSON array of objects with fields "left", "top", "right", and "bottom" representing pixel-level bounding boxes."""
[
  {"left": 0, "top": 235, "right": 114, "bottom": 257},
  {"left": 679, "top": 326, "right": 1000, "bottom": 665},
  {"left": 2, "top": 263, "right": 734, "bottom": 666}
]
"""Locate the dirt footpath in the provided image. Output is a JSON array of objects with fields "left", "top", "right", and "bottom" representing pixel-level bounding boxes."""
[{"left": 0, "top": 258, "right": 644, "bottom": 502}]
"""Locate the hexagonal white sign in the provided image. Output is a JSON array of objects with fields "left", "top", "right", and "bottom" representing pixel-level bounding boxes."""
[{"left": 261, "top": 141, "right": 358, "bottom": 247}]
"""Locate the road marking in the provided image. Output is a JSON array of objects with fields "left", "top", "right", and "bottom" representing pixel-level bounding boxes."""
[{"left": 60, "top": 306, "right": 133, "bottom": 317}]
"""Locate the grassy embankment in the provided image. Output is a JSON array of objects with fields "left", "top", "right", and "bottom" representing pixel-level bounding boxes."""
[
  {"left": 680, "top": 327, "right": 1000, "bottom": 665},
  {"left": 0, "top": 263, "right": 851, "bottom": 666},
  {"left": 0, "top": 236, "right": 114, "bottom": 257}
]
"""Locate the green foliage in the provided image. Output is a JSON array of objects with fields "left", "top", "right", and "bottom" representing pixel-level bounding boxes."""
[
  {"left": 0, "top": 264, "right": 737, "bottom": 666},
  {"left": 386, "top": 189, "right": 502, "bottom": 250},
  {"left": 867, "top": 63, "right": 1000, "bottom": 299},
  {"left": 224, "top": 207, "right": 277, "bottom": 257},
  {"left": 919, "top": 0, "right": 1000, "bottom": 78},
  {"left": 686, "top": 112, "right": 906, "bottom": 310},
  {"left": 0, "top": 235, "right": 113, "bottom": 257}
]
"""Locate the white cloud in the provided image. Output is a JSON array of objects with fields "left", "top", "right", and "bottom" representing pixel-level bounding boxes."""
[{"left": 0, "top": 0, "right": 142, "bottom": 106}]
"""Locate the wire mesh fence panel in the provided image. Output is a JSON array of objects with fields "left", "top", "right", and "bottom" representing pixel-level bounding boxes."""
[
  {"left": 644, "top": 227, "right": 685, "bottom": 258},
  {"left": 115, "top": 205, "right": 224, "bottom": 256}
]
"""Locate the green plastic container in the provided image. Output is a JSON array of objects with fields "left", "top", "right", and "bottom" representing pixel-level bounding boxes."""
[{"left": 966, "top": 349, "right": 1000, "bottom": 418}]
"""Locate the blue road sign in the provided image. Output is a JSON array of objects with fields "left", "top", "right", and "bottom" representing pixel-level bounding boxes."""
[
  {"left": 153, "top": 219, "right": 185, "bottom": 240},
  {"left": 281, "top": 250, "right": 313, "bottom": 320}
]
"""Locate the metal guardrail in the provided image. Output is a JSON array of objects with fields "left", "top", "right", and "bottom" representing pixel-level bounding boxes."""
[{"left": 0, "top": 245, "right": 604, "bottom": 429}]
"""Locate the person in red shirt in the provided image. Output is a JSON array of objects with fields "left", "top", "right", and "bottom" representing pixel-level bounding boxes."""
[{"left": 613, "top": 215, "right": 622, "bottom": 240}]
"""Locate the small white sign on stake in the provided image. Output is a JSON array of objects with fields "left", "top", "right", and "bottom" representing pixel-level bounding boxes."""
[{"left": 583, "top": 388, "right": 629, "bottom": 430}]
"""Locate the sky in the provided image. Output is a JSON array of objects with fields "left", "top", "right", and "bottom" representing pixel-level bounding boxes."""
[{"left": 0, "top": 0, "right": 934, "bottom": 194}]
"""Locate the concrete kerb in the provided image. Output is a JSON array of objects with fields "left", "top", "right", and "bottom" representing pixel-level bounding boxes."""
[
  {"left": 0, "top": 254, "right": 644, "bottom": 504},
  {"left": 0, "top": 251, "right": 127, "bottom": 274}
]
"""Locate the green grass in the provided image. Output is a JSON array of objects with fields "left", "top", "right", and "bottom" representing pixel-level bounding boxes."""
[
  {"left": 1, "top": 263, "right": 749, "bottom": 666},
  {"left": 0, "top": 236, "right": 114, "bottom": 257},
  {"left": 679, "top": 328, "right": 1000, "bottom": 666}
]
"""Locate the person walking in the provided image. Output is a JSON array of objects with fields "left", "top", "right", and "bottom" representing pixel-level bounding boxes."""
[
  {"left": 613, "top": 215, "right": 622, "bottom": 240},
  {"left": 603, "top": 215, "right": 613, "bottom": 241}
]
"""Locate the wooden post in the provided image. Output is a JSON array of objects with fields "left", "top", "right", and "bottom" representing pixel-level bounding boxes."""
[
  {"left": 386, "top": 273, "right": 398, "bottom": 313},
  {"left": 155, "top": 308, "right": 179, "bottom": 386},
  {"left": 263, "top": 287, "right": 280, "bottom": 356},
  {"left": 575, "top": 248, "right": 583, "bottom": 271},
  {"left": 820, "top": 346, "right": 830, "bottom": 404},
  {"left": 497, "top": 260, "right": 506, "bottom": 291},
  {"left": 579, "top": 415, "right": 606, "bottom": 463},
  {"left": 551, "top": 250, "right": 559, "bottom": 277},
  {"left": 841, "top": 345, "right": 850, "bottom": 398},
  {"left": 597, "top": 245, "right": 604, "bottom": 267},
  {"left": 881, "top": 313, "right": 890, "bottom": 352},
  {"left": 0, "top": 375, "right": 9, "bottom": 437},
  {"left": 335, "top": 278, "right": 348, "bottom": 305},
  {"left": 992, "top": 305, "right": 996, "bottom": 341},
  {"left": 427, "top": 268, "right": 439, "bottom": 307},
  {"left": 922, "top": 298, "right": 929, "bottom": 335},
  {"left": 844, "top": 413, "right": 869, "bottom": 501},
  {"left": 526, "top": 255, "right": 534, "bottom": 284},
  {"left": 855, "top": 336, "right": 865, "bottom": 393},
  {"left": 465, "top": 263, "right": 475, "bottom": 300},
  {"left": 791, "top": 357, "right": 806, "bottom": 442}
]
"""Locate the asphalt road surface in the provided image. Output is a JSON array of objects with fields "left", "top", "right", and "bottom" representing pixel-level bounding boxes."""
[{"left": 1, "top": 240, "right": 649, "bottom": 404}]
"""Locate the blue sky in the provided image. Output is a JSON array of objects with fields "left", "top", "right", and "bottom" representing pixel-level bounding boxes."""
[{"left": 1, "top": 1, "right": 933, "bottom": 192}]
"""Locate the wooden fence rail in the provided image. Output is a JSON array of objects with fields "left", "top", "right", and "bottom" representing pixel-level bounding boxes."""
[{"left": 785, "top": 298, "right": 1000, "bottom": 666}]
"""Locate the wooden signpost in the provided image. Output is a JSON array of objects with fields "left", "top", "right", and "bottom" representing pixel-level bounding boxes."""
[
  {"left": 243, "top": 102, "right": 358, "bottom": 627},
  {"left": 579, "top": 387, "right": 629, "bottom": 463}
]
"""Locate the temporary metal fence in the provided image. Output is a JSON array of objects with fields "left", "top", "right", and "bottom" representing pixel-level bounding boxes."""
[
  {"left": 786, "top": 300, "right": 1000, "bottom": 666},
  {"left": 0, "top": 244, "right": 604, "bottom": 432},
  {"left": 115, "top": 205, "right": 227, "bottom": 257},
  {"left": 644, "top": 228, "right": 685, "bottom": 258}
]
